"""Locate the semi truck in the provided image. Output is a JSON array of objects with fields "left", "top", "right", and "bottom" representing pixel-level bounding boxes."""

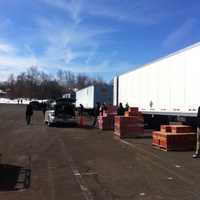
[
  {"left": 113, "top": 42, "right": 200, "bottom": 128},
  {"left": 76, "top": 85, "right": 113, "bottom": 111}
]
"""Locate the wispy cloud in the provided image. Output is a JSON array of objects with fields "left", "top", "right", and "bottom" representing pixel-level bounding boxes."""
[
  {"left": 42, "top": 0, "right": 82, "bottom": 24},
  {"left": 41, "top": 0, "right": 167, "bottom": 25},
  {"left": 0, "top": 40, "right": 37, "bottom": 81},
  {"left": 0, "top": 15, "right": 116, "bottom": 81},
  {"left": 35, "top": 17, "right": 116, "bottom": 68},
  {"left": 163, "top": 18, "right": 197, "bottom": 49},
  {"left": 84, "top": 0, "right": 163, "bottom": 25}
]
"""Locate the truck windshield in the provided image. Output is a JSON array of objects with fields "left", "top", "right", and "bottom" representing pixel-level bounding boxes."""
[{"left": 55, "top": 103, "right": 74, "bottom": 115}]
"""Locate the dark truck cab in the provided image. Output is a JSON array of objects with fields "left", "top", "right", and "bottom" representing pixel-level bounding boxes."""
[{"left": 44, "top": 98, "right": 76, "bottom": 126}]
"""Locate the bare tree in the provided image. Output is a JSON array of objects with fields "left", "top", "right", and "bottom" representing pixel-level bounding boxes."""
[{"left": 1, "top": 67, "right": 109, "bottom": 99}]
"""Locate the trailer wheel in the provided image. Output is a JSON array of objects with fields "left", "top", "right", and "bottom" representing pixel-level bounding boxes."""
[
  {"left": 47, "top": 117, "right": 52, "bottom": 127},
  {"left": 47, "top": 121, "right": 52, "bottom": 127}
]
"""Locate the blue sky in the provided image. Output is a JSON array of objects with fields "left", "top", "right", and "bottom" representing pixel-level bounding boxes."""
[{"left": 0, "top": 0, "right": 200, "bottom": 81}]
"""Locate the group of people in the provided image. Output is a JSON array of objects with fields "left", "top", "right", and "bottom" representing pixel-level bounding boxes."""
[
  {"left": 92, "top": 102, "right": 129, "bottom": 127},
  {"left": 25, "top": 102, "right": 47, "bottom": 125},
  {"left": 117, "top": 102, "right": 129, "bottom": 115},
  {"left": 17, "top": 99, "right": 23, "bottom": 104},
  {"left": 25, "top": 100, "right": 200, "bottom": 158},
  {"left": 91, "top": 102, "right": 200, "bottom": 159}
]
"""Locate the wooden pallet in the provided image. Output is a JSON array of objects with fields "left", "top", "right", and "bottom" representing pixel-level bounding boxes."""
[{"left": 152, "top": 143, "right": 195, "bottom": 152}]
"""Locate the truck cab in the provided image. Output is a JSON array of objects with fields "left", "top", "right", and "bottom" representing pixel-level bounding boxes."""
[{"left": 45, "top": 98, "right": 76, "bottom": 126}]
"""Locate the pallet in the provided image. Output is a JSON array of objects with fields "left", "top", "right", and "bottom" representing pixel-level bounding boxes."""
[
  {"left": 114, "top": 131, "right": 144, "bottom": 139},
  {"left": 152, "top": 144, "right": 195, "bottom": 152}
]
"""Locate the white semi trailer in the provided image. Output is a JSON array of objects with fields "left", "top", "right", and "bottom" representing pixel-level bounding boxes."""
[
  {"left": 76, "top": 85, "right": 113, "bottom": 109},
  {"left": 113, "top": 42, "right": 200, "bottom": 128}
]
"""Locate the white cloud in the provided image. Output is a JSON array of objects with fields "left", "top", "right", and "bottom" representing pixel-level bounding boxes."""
[
  {"left": 0, "top": 16, "right": 116, "bottom": 81},
  {"left": 163, "top": 18, "right": 197, "bottom": 48},
  {"left": 35, "top": 17, "right": 116, "bottom": 69},
  {"left": 0, "top": 54, "right": 38, "bottom": 81},
  {"left": 0, "top": 2, "right": 137, "bottom": 81},
  {"left": 0, "top": 55, "right": 37, "bottom": 67},
  {"left": 0, "top": 43, "right": 15, "bottom": 54}
]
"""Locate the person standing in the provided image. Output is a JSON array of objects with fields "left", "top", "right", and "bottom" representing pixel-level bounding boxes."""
[
  {"left": 26, "top": 103, "right": 33, "bottom": 125},
  {"left": 193, "top": 106, "right": 200, "bottom": 158},
  {"left": 92, "top": 102, "right": 100, "bottom": 127},
  {"left": 125, "top": 103, "right": 129, "bottom": 111},
  {"left": 99, "top": 102, "right": 107, "bottom": 116},
  {"left": 42, "top": 102, "right": 47, "bottom": 117},
  {"left": 117, "top": 103, "right": 125, "bottom": 116},
  {"left": 79, "top": 104, "right": 84, "bottom": 116}
]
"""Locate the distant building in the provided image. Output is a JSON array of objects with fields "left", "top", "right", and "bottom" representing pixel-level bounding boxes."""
[
  {"left": 62, "top": 89, "right": 76, "bottom": 100},
  {"left": 0, "top": 89, "right": 7, "bottom": 98}
]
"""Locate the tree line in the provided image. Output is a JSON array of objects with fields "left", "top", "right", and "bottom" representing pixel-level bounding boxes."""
[{"left": 0, "top": 67, "right": 110, "bottom": 100}]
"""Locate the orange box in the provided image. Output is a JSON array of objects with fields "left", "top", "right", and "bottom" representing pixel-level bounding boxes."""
[
  {"left": 124, "top": 111, "right": 143, "bottom": 117},
  {"left": 115, "top": 116, "right": 144, "bottom": 125},
  {"left": 128, "top": 107, "right": 139, "bottom": 113},
  {"left": 152, "top": 131, "right": 196, "bottom": 151},
  {"left": 160, "top": 125, "right": 193, "bottom": 133},
  {"left": 160, "top": 125, "right": 171, "bottom": 132},
  {"left": 170, "top": 125, "right": 193, "bottom": 133},
  {"left": 114, "top": 115, "right": 144, "bottom": 138}
]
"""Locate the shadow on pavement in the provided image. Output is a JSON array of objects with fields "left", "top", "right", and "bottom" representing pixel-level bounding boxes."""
[
  {"left": 0, "top": 164, "right": 31, "bottom": 191},
  {"left": 51, "top": 122, "right": 78, "bottom": 128}
]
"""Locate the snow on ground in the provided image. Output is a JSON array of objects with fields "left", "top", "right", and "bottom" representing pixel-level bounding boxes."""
[{"left": 0, "top": 98, "right": 45, "bottom": 104}]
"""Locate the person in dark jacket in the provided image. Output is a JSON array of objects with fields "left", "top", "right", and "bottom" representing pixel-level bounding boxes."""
[
  {"left": 79, "top": 104, "right": 84, "bottom": 116},
  {"left": 193, "top": 106, "right": 200, "bottom": 158},
  {"left": 26, "top": 103, "right": 33, "bottom": 125},
  {"left": 125, "top": 103, "right": 129, "bottom": 111},
  {"left": 117, "top": 103, "right": 125, "bottom": 116},
  {"left": 42, "top": 102, "right": 47, "bottom": 117},
  {"left": 92, "top": 102, "right": 101, "bottom": 127}
]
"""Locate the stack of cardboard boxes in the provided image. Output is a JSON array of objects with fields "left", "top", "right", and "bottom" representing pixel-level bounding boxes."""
[
  {"left": 97, "top": 106, "right": 117, "bottom": 130},
  {"left": 152, "top": 125, "right": 196, "bottom": 151},
  {"left": 114, "top": 107, "right": 144, "bottom": 138}
]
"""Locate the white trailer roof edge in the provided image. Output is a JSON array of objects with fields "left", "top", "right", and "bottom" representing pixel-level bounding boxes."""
[
  {"left": 76, "top": 85, "right": 94, "bottom": 93},
  {"left": 118, "top": 41, "right": 200, "bottom": 77}
]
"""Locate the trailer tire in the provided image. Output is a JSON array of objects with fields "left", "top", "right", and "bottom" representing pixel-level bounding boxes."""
[{"left": 47, "top": 116, "right": 52, "bottom": 127}]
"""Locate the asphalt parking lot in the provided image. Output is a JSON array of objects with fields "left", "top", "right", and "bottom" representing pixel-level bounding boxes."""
[{"left": 0, "top": 104, "right": 200, "bottom": 200}]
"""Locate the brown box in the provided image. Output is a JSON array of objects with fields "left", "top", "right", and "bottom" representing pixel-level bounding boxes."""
[
  {"left": 160, "top": 125, "right": 171, "bottom": 132},
  {"left": 152, "top": 131, "right": 196, "bottom": 151},
  {"left": 97, "top": 116, "right": 115, "bottom": 130},
  {"left": 160, "top": 125, "right": 192, "bottom": 133},
  {"left": 114, "top": 115, "right": 144, "bottom": 138},
  {"left": 170, "top": 125, "right": 193, "bottom": 133},
  {"left": 115, "top": 116, "right": 144, "bottom": 125},
  {"left": 128, "top": 107, "right": 139, "bottom": 113}
]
